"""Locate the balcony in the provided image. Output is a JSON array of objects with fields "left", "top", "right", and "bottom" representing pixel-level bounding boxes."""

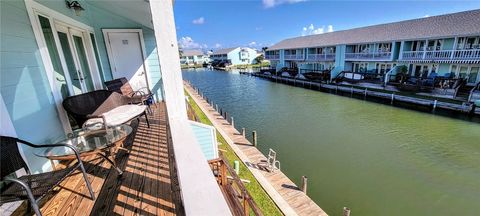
[
  {"left": 265, "top": 54, "right": 280, "bottom": 60},
  {"left": 345, "top": 52, "right": 392, "bottom": 61},
  {"left": 284, "top": 54, "right": 304, "bottom": 60},
  {"left": 306, "top": 53, "right": 336, "bottom": 61},
  {"left": 401, "top": 49, "right": 480, "bottom": 61},
  {"left": 10, "top": 104, "right": 186, "bottom": 215}
]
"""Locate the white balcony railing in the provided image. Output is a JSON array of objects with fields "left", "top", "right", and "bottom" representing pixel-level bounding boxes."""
[
  {"left": 345, "top": 52, "right": 392, "bottom": 60},
  {"left": 453, "top": 49, "right": 480, "bottom": 59},
  {"left": 425, "top": 50, "right": 453, "bottom": 60},
  {"left": 265, "top": 54, "right": 280, "bottom": 60},
  {"left": 401, "top": 51, "right": 424, "bottom": 60},
  {"left": 401, "top": 49, "right": 480, "bottom": 60},
  {"left": 284, "top": 54, "right": 304, "bottom": 60},
  {"left": 306, "top": 53, "right": 336, "bottom": 61}
]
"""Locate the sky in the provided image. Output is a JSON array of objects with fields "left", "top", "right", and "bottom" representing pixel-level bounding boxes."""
[{"left": 173, "top": 0, "right": 480, "bottom": 51}]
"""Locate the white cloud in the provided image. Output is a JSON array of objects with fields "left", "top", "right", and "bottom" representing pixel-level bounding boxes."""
[
  {"left": 424, "top": 14, "right": 430, "bottom": 18},
  {"left": 178, "top": 36, "right": 207, "bottom": 49},
  {"left": 327, "top": 25, "right": 334, "bottom": 32},
  {"left": 248, "top": 42, "right": 257, "bottom": 47},
  {"left": 192, "top": 17, "right": 205, "bottom": 25},
  {"left": 214, "top": 43, "right": 222, "bottom": 48},
  {"left": 255, "top": 27, "right": 263, "bottom": 31},
  {"left": 263, "top": 0, "right": 306, "bottom": 8},
  {"left": 301, "top": 24, "right": 334, "bottom": 36}
]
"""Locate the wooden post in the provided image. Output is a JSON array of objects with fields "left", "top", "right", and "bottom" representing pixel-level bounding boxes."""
[
  {"left": 231, "top": 116, "right": 234, "bottom": 127},
  {"left": 220, "top": 108, "right": 223, "bottom": 116},
  {"left": 252, "top": 131, "right": 257, "bottom": 146},
  {"left": 220, "top": 161, "right": 227, "bottom": 186},
  {"left": 216, "top": 104, "right": 219, "bottom": 112},
  {"left": 433, "top": 99, "right": 438, "bottom": 111},
  {"left": 301, "top": 176, "right": 308, "bottom": 194},
  {"left": 391, "top": 93, "right": 395, "bottom": 104},
  {"left": 242, "top": 128, "right": 246, "bottom": 137},
  {"left": 224, "top": 111, "right": 228, "bottom": 120},
  {"left": 364, "top": 88, "right": 367, "bottom": 98},
  {"left": 343, "top": 207, "right": 351, "bottom": 216},
  {"left": 243, "top": 191, "right": 249, "bottom": 216}
]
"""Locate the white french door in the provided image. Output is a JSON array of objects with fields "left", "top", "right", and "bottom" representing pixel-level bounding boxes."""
[
  {"left": 55, "top": 23, "right": 96, "bottom": 95},
  {"left": 26, "top": 0, "right": 103, "bottom": 132}
]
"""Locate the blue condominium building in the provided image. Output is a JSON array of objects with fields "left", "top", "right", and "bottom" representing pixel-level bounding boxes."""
[{"left": 265, "top": 9, "right": 480, "bottom": 99}]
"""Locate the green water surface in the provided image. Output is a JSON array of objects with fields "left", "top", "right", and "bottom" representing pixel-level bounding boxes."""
[{"left": 183, "top": 69, "right": 480, "bottom": 216}]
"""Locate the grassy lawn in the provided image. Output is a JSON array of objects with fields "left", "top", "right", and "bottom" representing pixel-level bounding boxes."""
[{"left": 185, "top": 91, "right": 283, "bottom": 216}]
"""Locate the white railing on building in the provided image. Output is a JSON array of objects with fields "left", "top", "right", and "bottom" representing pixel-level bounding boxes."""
[
  {"left": 306, "top": 53, "right": 336, "bottom": 61},
  {"left": 345, "top": 51, "right": 391, "bottom": 60},
  {"left": 402, "top": 49, "right": 480, "bottom": 60},
  {"left": 265, "top": 54, "right": 280, "bottom": 60},
  {"left": 453, "top": 49, "right": 480, "bottom": 59},
  {"left": 284, "top": 54, "right": 304, "bottom": 60}
]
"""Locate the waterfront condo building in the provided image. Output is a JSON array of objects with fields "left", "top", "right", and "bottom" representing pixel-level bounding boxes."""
[
  {"left": 180, "top": 49, "right": 209, "bottom": 65},
  {"left": 210, "top": 47, "right": 259, "bottom": 65},
  {"left": 0, "top": 0, "right": 252, "bottom": 215},
  {"left": 265, "top": 9, "right": 480, "bottom": 100}
]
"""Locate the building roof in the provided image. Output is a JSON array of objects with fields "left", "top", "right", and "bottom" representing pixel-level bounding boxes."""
[
  {"left": 212, "top": 47, "right": 238, "bottom": 55},
  {"left": 268, "top": 9, "right": 480, "bottom": 50},
  {"left": 182, "top": 49, "right": 204, "bottom": 57}
]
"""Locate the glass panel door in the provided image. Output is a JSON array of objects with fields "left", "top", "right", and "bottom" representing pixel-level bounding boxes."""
[
  {"left": 458, "top": 66, "right": 468, "bottom": 79},
  {"left": 468, "top": 67, "right": 479, "bottom": 84},
  {"left": 71, "top": 33, "right": 95, "bottom": 91},
  {"left": 55, "top": 24, "right": 96, "bottom": 94},
  {"left": 38, "top": 15, "right": 70, "bottom": 99},
  {"left": 57, "top": 31, "right": 83, "bottom": 95}
]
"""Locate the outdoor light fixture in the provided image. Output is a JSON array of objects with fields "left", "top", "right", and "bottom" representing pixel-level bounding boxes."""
[{"left": 66, "top": 0, "right": 84, "bottom": 16}]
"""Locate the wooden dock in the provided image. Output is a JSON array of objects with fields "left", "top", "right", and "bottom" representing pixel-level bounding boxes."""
[
  {"left": 185, "top": 83, "right": 328, "bottom": 216},
  {"left": 250, "top": 73, "right": 480, "bottom": 116}
]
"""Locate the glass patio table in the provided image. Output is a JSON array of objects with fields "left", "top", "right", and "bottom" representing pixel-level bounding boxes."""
[{"left": 34, "top": 124, "right": 132, "bottom": 175}]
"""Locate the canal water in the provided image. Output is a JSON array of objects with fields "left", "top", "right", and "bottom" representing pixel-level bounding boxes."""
[{"left": 182, "top": 68, "right": 480, "bottom": 216}]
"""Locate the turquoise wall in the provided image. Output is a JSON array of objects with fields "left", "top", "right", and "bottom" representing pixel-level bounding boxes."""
[
  {"left": 442, "top": 38, "right": 455, "bottom": 50},
  {"left": 392, "top": 42, "right": 401, "bottom": 60},
  {"left": 331, "top": 45, "right": 346, "bottom": 78},
  {"left": 438, "top": 64, "right": 451, "bottom": 75},
  {"left": 1, "top": 0, "right": 66, "bottom": 172},
  {"left": 1, "top": 0, "right": 164, "bottom": 172},
  {"left": 190, "top": 122, "right": 217, "bottom": 160}
]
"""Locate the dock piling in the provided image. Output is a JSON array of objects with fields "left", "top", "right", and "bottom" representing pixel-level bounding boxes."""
[
  {"left": 391, "top": 93, "right": 395, "bottom": 104},
  {"left": 216, "top": 104, "right": 219, "bottom": 112},
  {"left": 301, "top": 176, "right": 308, "bottom": 194},
  {"left": 231, "top": 117, "right": 234, "bottom": 127},
  {"left": 252, "top": 131, "right": 257, "bottom": 146},
  {"left": 433, "top": 99, "right": 438, "bottom": 111},
  {"left": 343, "top": 207, "right": 351, "bottom": 216},
  {"left": 242, "top": 128, "right": 246, "bottom": 137},
  {"left": 224, "top": 111, "right": 228, "bottom": 120}
]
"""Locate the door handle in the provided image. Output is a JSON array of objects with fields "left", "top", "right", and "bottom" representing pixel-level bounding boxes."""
[
  {"left": 138, "top": 71, "right": 145, "bottom": 76},
  {"left": 77, "top": 70, "right": 84, "bottom": 81}
]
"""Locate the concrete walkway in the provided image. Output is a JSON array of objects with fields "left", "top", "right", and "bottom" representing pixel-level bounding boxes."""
[{"left": 185, "top": 82, "right": 328, "bottom": 216}]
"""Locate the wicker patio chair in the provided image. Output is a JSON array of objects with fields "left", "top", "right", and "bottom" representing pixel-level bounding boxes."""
[
  {"left": 0, "top": 136, "right": 95, "bottom": 216},
  {"left": 104, "top": 77, "right": 153, "bottom": 106},
  {"left": 62, "top": 90, "right": 149, "bottom": 128}
]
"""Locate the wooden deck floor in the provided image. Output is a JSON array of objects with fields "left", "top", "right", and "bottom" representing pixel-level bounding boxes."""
[
  {"left": 185, "top": 83, "right": 328, "bottom": 216},
  {"left": 13, "top": 103, "right": 184, "bottom": 216}
]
